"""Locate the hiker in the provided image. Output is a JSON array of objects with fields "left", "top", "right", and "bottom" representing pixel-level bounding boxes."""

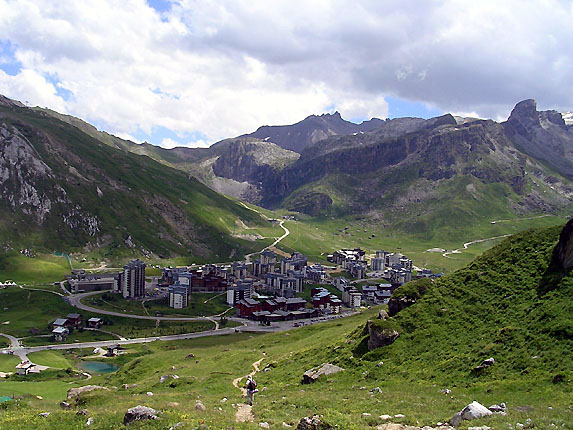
[{"left": 245, "top": 375, "right": 257, "bottom": 406}]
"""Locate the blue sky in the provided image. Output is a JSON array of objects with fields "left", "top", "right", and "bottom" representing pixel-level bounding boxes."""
[{"left": 0, "top": 0, "right": 570, "bottom": 148}]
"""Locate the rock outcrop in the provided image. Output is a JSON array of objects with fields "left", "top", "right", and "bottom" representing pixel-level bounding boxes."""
[
  {"left": 553, "top": 218, "right": 573, "bottom": 270},
  {"left": 366, "top": 320, "right": 400, "bottom": 350},
  {"left": 67, "top": 385, "right": 109, "bottom": 399},
  {"left": 302, "top": 364, "right": 344, "bottom": 384}
]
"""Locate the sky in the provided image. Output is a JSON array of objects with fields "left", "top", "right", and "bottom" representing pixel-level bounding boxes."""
[{"left": 0, "top": 1, "right": 571, "bottom": 149}]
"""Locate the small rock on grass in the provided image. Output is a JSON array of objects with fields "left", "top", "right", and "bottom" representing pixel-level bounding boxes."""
[
  {"left": 379, "top": 415, "right": 392, "bottom": 420},
  {"left": 394, "top": 414, "right": 406, "bottom": 419},
  {"left": 195, "top": 401, "right": 206, "bottom": 412},
  {"left": 86, "top": 417, "right": 94, "bottom": 426},
  {"left": 260, "top": 422, "right": 270, "bottom": 429},
  {"left": 39, "top": 412, "right": 50, "bottom": 417},
  {"left": 123, "top": 405, "right": 158, "bottom": 425}
]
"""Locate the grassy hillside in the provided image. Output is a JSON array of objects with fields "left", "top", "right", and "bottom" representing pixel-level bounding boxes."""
[
  {"left": 1, "top": 103, "right": 276, "bottom": 261},
  {"left": 0, "top": 225, "right": 571, "bottom": 429}
]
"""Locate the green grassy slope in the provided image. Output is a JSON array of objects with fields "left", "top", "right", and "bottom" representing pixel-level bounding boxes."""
[
  {"left": 356, "top": 225, "right": 572, "bottom": 384},
  {"left": 1, "top": 103, "right": 273, "bottom": 261},
  {"left": 0, "top": 224, "right": 570, "bottom": 429}
]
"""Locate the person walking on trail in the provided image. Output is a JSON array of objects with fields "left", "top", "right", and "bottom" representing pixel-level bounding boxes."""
[{"left": 245, "top": 375, "right": 257, "bottom": 406}]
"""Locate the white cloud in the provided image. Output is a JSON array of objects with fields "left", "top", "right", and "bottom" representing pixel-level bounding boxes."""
[
  {"left": 0, "top": 68, "right": 67, "bottom": 112},
  {"left": 0, "top": 0, "right": 571, "bottom": 146}
]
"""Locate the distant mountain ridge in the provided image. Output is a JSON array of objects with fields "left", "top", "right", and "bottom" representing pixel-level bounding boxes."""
[{"left": 6, "top": 94, "right": 573, "bottom": 243}]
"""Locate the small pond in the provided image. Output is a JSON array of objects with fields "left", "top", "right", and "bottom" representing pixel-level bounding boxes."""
[{"left": 79, "top": 361, "right": 120, "bottom": 374}]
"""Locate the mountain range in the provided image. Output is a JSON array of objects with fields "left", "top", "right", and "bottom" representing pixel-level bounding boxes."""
[{"left": 1, "top": 94, "right": 572, "bottom": 256}]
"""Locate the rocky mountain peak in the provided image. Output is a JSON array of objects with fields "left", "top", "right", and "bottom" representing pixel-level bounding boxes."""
[{"left": 508, "top": 99, "right": 539, "bottom": 125}]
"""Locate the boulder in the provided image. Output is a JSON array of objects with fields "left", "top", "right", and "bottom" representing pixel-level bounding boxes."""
[
  {"left": 387, "top": 296, "right": 417, "bottom": 317},
  {"left": 195, "top": 400, "right": 206, "bottom": 412},
  {"left": 480, "top": 358, "right": 495, "bottom": 367},
  {"left": 185, "top": 353, "right": 195, "bottom": 359},
  {"left": 39, "top": 412, "right": 50, "bottom": 417},
  {"left": 123, "top": 405, "right": 158, "bottom": 425},
  {"left": 378, "top": 310, "right": 389, "bottom": 320},
  {"left": 260, "top": 423, "right": 270, "bottom": 429},
  {"left": 488, "top": 403, "right": 506, "bottom": 414},
  {"left": 67, "top": 385, "right": 109, "bottom": 399},
  {"left": 122, "top": 384, "right": 137, "bottom": 390},
  {"left": 59, "top": 401, "right": 71, "bottom": 409},
  {"left": 86, "top": 417, "right": 94, "bottom": 426},
  {"left": 450, "top": 401, "right": 492, "bottom": 426},
  {"left": 367, "top": 321, "right": 399, "bottom": 350},
  {"left": 296, "top": 414, "right": 333, "bottom": 430},
  {"left": 77, "top": 409, "right": 89, "bottom": 416},
  {"left": 302, "top": 364, "right": 344, "bottom": 384}
]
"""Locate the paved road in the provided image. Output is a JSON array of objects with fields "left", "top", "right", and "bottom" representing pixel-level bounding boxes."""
[
  {"left": 0, "top": 322, "right": 285, "bottom": 357},
  {"left": 67, "top": 291, "right": 226, "bottom": 322}
]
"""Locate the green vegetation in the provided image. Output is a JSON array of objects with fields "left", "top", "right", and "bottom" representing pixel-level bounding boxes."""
[
  {"left": 0, "top": 287, "right": 215, "bottom": 345},
  {"left": 390, "top": 277, "right": 432, "bottom": 300},
  {"left": 27, "top": 351, "right": 73, "bottom": 369},
  {"left": 0, "top": 355, "right": 20, "bottom": 373},
  {"left": 84, "top": 291, "right": 231, "bottom": 317},
  {"left": 0, "top": 254, "right": 70, "bottom": 285},
  {"left": 0, "top": 224, "right": 570, "bottom": 429}
]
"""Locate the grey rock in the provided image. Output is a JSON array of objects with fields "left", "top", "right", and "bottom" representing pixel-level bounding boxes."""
[
  {"left": 86, "top": 417, "right": 94, "bottom": 426},
  {"left": 122, "top": 383, "right": 137, "bottom": 389},
  {"left": 488, "top": 403, "right": 507, "bottom": 413},
  {"left": 123, "top": 405, "right": 158, "bottom": 425},
  {"left": 370, "top": 387, "right": 382, "bottom": 394},
  {"left": 39, "top": 412, "right": 50, "bottom": 417},
  {"left": 296, "top": 414, "right": 333, "bottom": 430},
  {"left": 378, "top": 309, "right": 389, "bottom": 320},
  {"left": 195, "top": 401, "right": 206, "bottom": 412},
  {"left": 553, "top": 217, "right": 573, "bottom": 269},
  {"left": 260, "top": 422, "right": 270, "bottom": 429},
  {"left": 169, "top": 423, "right": 184, "bottom": 430},
  {"left": 77, "top": 409, "right": 89, "bottom": 416},
  {"left": 301, "top": 363, "right": 344, "bottom": 384},
  {"left": 367, "top": 321, "right": 399, "bottom": 350},
  {"left": 450, "top": 401, "right": 492, "bottom": 426},
  {"left": 59, "top": 401, "right": 71, "bottom": 409},
  {"left": 67, "top": 385, "right": 109, "bottom": 399}
]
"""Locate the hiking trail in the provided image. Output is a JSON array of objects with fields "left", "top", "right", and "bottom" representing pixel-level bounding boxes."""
[{"left": 232, "top": 356, "right": 265, "bottom": 422}]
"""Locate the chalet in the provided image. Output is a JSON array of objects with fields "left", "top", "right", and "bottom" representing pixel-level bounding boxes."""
[
  {"left": 235, "top": 298, "right": 262, "bottom": 318},
  {"left": 15, "top": 361, "right": 37, "bottom": 376},
  {"left": 312, "top": 287, "right": 342, "bottom": 314},
  {"left": 87, "top": 317, "right": 103, "bottom": 328},
  {"left": 52, "top": 318, "right": 72, "bottom": 331},
  {"left": 285, "top": 297, "right": 307, "bottom": 311},
  {"left": 52, "top": 326, "right": 69, "bottom": 342},
  {"left": 66, "top": 313, "right": 82, "bottom": 328}
]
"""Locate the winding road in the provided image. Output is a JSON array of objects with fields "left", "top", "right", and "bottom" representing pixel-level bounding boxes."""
[{"left": 441, "top": 234, "right": 512, "bottom": 258}]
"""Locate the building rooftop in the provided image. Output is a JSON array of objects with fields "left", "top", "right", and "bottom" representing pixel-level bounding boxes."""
[{"left": 53, "top": 318, "right": 68, "bottom": 326}]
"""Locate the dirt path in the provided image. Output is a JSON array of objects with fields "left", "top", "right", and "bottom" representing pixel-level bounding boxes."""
[
  {"left": 441, "top": 234, "right": 512, "bottom": 258},
  {"left": 232, "top": 356, "right": 265, "bottom": 423}
]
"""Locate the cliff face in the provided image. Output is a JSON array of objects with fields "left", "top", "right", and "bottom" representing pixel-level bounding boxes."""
[{"left": 503, "top": 99, "right": 573, "bottom": 179}]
